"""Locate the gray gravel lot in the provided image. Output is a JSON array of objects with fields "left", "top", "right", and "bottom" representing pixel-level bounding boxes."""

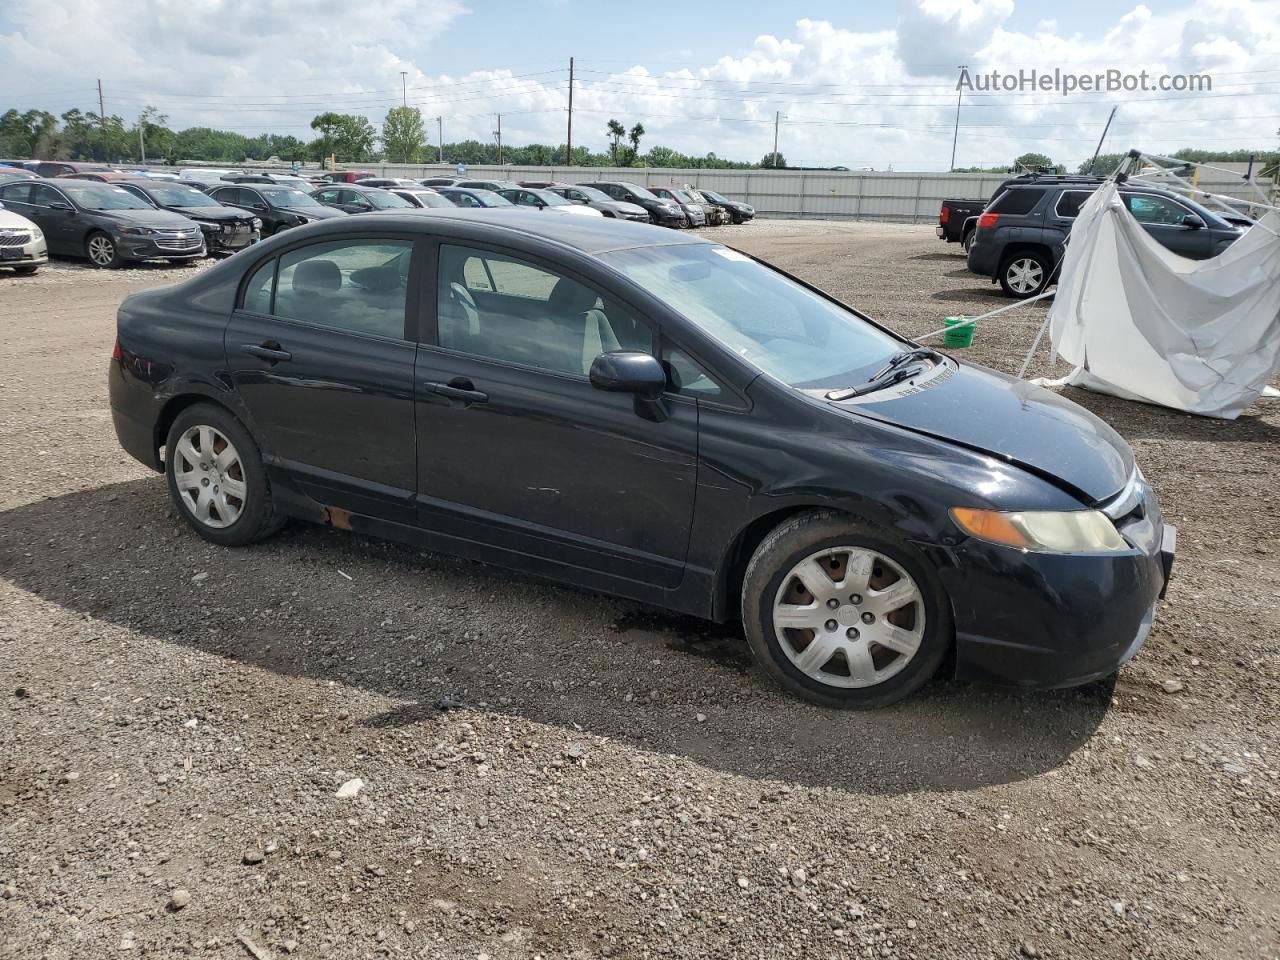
[{"left": 1, "top": 221, "right": 1277, "bottom": 960}]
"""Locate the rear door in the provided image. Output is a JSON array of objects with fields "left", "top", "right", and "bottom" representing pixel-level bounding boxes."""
[
  {"left": 412, "top": 241, "right": 699, "bottom": 590},
  {"left": 223, "top": 233, "right": 421, "bottom": 523}
]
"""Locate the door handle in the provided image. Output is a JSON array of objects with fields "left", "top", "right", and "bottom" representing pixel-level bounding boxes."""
[
  {"left": 423, "top": 381, "right": 488, "bottom": 404},
  {"left": 241, "top": 343, "right": 292, "bottom": 363}
]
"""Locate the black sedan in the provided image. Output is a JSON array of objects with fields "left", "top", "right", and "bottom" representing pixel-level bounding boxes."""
[
  {"left": 309, "top": 183, "right": 417, "bottom": 215},
  {"left": 0, "top": 177, "right": 204, "bottom": 267},
  {"left": 117, "top": 178, "right": 261, "bottom": 255},
  {"left": 577, "top": 181, "right": 686, "bottom": 227},
  {"left": 205, "top": 183, "right": 346, "bottom": 235},
  {"left": 698, "top": 189, "right": 755, "bottom": 223},
  {"left": 108, "top": 213, "right": 1175, "bottom": 708}
]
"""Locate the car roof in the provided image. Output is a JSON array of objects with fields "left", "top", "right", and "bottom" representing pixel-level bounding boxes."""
[{"left": 267, "top": 209, "right": 710, "bottom": 256}]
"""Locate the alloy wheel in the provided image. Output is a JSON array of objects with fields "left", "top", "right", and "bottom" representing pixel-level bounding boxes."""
[
  {"left": 171, "top": 425, "right": 247, "bottom": 529},
  {"left": 87, "top": 235, "right": 115, "bottom": 266},
  {"left": 1006, "top": 257, "right": 1044, "bottom": 294},
  {"left": 772, "top": 546, "right": 925, "bottom": 689}
]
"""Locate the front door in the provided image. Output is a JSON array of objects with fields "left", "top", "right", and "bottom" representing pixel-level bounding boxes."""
[
  {"left": 1125, "top": 193, "right": 1212, "bottom": 259},
  {"left": 223, "top": 235, "right": 420, "bottom": 523},
  {"left": 413, "top": 242, "right": 699, "bottom": 589}
]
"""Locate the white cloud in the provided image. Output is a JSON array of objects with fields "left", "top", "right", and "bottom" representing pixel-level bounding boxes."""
[{"left": 3, "top": 0, "right": 1279, "bottom": 171}]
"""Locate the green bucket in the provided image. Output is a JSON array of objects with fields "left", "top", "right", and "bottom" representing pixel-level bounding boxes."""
[{"left": 943, "top": 315, "right": 976, "bottom": 348}]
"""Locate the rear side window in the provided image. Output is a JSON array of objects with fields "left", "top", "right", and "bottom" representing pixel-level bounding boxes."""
[
  {"left": 990, "top": 188, "right": 1044, "bottom": 215},
  {"left": 0, "top": 183, "right": 33, "bottom": 204},
  {"left": 1055, "top": 190, "right": 1093, "bottom": 219},
  {"left": 242, "top": 258, "right": 276, "bottom": 314}
]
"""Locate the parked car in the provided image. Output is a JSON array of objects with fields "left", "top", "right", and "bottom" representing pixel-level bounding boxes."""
[
  {"left": 968, "top": 182, "right": 1244, "bottom": 298},
  {"left": 436, "top": 187, "right": 516, "bottom": 209},
  {"left": 539, "top": 183, "right": 649, "bottom": 221},
  {"left": 684, "top": 187, "right": 729, "bottom": 226},
  {"left": 107, "top": 213, "right": 1175, "bottom": 708},
  {"left": 264, "top": 175, "right": 317, "bottom": 192},
  {"left": 320, "top": 171, "right": 375, "bottom": 184},
  {"left": 576, "top": 181, "right": 686, "bottom": 227},
  {"left": 0, "top": 178, "right": 204, "bottom": 267},
  {"left": 389, "top": 187, "right": 455, "bottom": 209},
  {"left": 697, "top": 189, "right": 754, "bottom": 224},
  {"left": 456, "top": 179, "right": 520, "bottom": 192},
  {"left": 179, "top": 168, "right": 236, "bottom": 183},
  {"left": 940, "top": 175, "right": 1107, "bottom": 253},
  {"left": 60, "top": 171, "right": 135, "bottom": 183},
  {"left": 496, "top": 187, "right": 604, "bottom": 217},
  {"left": 0, "top": 201, "right": 48, "bottom": 274},
  {"left": 205, "top": 183, "right": 347, "bottom": 235},
  {"left": 647, "top": 186, "right": 706, "bottom": 227},
  {"left": 116, "top": 178, "right": 261, "bottom": 255},
  {"left": 34, "top": 161, "right": 112, "bottom": 179},
  {"left": 359, "top": 178, "right": 423, "bottom": 189},
  {"left": 220, "top": 173, "right": 279, "bottom": 185},
  {"left": 309, "top": 183, "right": 417, "bottom": 214},
  {"left": 0, "top": 167, "right": 38, "bottom": 184},
  {"left": 420, "top": 177, "right": 464, "bottom": 188}
]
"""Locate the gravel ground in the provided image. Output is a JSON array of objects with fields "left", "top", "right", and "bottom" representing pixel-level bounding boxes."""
[{"left": 1, "top": 221, "right": 1277, "bottom": 960}]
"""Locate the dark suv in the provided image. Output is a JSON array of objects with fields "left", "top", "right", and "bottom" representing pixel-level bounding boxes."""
[{"left": 968, "top": 182, "right": 1243, "bottom": 298}]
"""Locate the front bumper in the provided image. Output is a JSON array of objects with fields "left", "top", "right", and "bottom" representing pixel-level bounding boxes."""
[
  {"left": 945, "top": 522, "right": 1176, "bottom": 690},
  {"left": 202, "top": 223, "right": 260, "bottom": 254},
  {"left": 0, "top": 237, "right": 47, "bottom": 267},
  {"left": 119, "top": 232, "right": 206, "bottom": 262},
  {"left": 650, "top": 209, "right": 687, "bottom": 227}
]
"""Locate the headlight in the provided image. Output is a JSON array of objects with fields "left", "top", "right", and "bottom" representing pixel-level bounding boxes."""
[
  {"left": 30, "top": 227, "right": 43, "bottom": 240},
  {"left": 950, "top": 508, "right": 1129, "bottom": 553},
  {"left": 120, "top": 226, "right": 156, "bottom": 237}
]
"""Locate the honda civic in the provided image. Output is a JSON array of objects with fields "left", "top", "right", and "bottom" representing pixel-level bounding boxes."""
[{"left": 108, "top": 212, "right": 1175, "bottom": 707}]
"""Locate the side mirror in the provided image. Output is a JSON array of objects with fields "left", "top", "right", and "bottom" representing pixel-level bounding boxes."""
[
  {"left": 1181, "top": 214, "right": 1205, "bottom": 230},
  {"left": 50, "top": 201, "right": 74, "bottom": 212},
  {"left": 589, "top": 351, "right": 666, "bottom": 400}
]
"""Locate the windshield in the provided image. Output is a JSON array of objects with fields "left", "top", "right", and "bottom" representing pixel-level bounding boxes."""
[
  {"left": 600, "top": 244, "right": 900, "bottom": 389},
  {"left": 272, "top": 177, "right": 312, "bottom": 190},
  {"left": 672, "top": 190, "right": 693, "bottom": 203},
  {"left": 365, "top": 190, "right": 413, "bottom": 209},
  {"left": 572, "top": 186, "right": 611, "bottom": 202},
  {"left": 60, "top": 183, "right": 154, "bottom": 210},
  {"left": 702, "top": 190, "right": 727, "bottom": 203},
  {"left": 145, "top": 184, "right": 214, "bottom": 207},
  {"left": 535, "top": 190, "right": 571, "bottom": 206},
  {"left": 477, "top": 192, "right": 514, "bottom": 206},
  {"left": 409, "top": 192, "right": 453, "bottom": 208},
  {"left": 619, "top": 183, "right": 658, "bottom": 201},
  {"left": 261, "top": 187, "right": 322, "bottom": 208}
]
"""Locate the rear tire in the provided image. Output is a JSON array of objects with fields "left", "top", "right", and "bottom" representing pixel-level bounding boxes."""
[
  {"left": 962, "top": 228, "right": 975, "bottom": 255},
  {"left": 741, "top": 510, "right": 951, "bottom": 708},
  {"left": 998, "top": 250, "right": 1051, "bottom": 299},
  {"left": 164, "top": 403, "right": 285, "bottom": 547}
]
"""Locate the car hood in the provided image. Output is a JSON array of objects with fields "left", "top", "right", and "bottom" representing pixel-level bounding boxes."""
[
  {"left": 96, "top": 208, "right": 198, "bottom": 229},
  {"left": 830, "top": 360, "right": 1132, "bottom": 503},
  {"left": 169, "top": 205, "right": 253, "bottom": 222},
  {"left": 0, "top": 208, "right": 38, "bottom": 230},
  {"left": 281, "top": 205, "right": 346, "bottom": 220},
  {"left": 603, "top": 201, "right": 648, "bottom": 215}
]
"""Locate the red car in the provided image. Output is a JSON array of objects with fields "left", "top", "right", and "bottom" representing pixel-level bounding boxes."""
[{"left": 322, "top": 171, "right": 375, "bottom": 184}]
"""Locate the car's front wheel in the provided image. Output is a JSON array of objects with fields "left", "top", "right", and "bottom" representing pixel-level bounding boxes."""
[
  {"left": 998, "top": 251, "right": 1051, "bottom": 298},
  {"left": 741, "top": 511, "right": 951, "bottom": 708},
  {"left": 86, "top": 231, "right": 122, "bottom": 268},
  {"left": 164, "top": 404, "right": 284, "bottom": 547}
]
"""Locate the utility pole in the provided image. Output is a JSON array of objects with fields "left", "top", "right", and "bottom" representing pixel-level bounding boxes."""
[
  {"left": 566, "top": 56, "right": 574, "bottom": 166},
  {"left": 949, "top": 66, "right": 965, "bottom": 171},
  {"left": 494, "top": 114, "right": 503, "bottom": 165},
  {"left": 97, "top": 78, "right": 108, "bottom": 161},
  {"left": 437, "top": 116, "right": 444, "bottom": 164},
  {"left": 400, "top": 71, "right": 408, "bottom": 108},
  {"left": 773, "top": 111, "right": 781, "bottom": 167},
  {"left": 138, "top": 125, "right": 145, "bottom": 165}
]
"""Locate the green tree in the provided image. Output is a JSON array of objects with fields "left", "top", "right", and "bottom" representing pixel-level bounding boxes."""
[
  {"left": 627, "top": 123, "right": 645, "bottom": 165},
  {"left": 382, "top": 106, "right": 426, "bottom": 163},
  {"left": 761, "top": 151, "right": 786, "bottom": 168},
  {"left": 1014, "top": 152, "right": 1059, "bottom": 172},
  {"left": 607, "top": 119, "right": 625, "bottom": 164}
]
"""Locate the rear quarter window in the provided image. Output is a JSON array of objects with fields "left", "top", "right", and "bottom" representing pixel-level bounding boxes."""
[{"left": 990, "top": 188, "right": 1045, "bottom": 215}]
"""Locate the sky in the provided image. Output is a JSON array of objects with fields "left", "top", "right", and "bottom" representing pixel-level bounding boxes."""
[{"left": 2, "top": 0, "right": 1278, "bottom": 170}]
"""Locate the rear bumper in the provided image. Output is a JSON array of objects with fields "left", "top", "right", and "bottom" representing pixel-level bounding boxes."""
[
  {"left": 967, "top": 237, "right": 999, "bottom": 277},
  {"left": 108, "top": 358, "right": 163, "bottom": 471},
  {"left": 945, "top": 523, "right": 1176, "bottom": 689}
]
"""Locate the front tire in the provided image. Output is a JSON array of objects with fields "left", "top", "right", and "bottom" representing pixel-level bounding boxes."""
[
  {"left": 741, "top": 511, "right": 951, "bottom": 708},
  {"left": 998, "top": 250, "right": 1051, "bottom": 299},
  {"left": 86, "top": 231, "right": 122, "bottom": 268},
  {"left": 164, "top": 404, "right": 284, "bottom": 547}
]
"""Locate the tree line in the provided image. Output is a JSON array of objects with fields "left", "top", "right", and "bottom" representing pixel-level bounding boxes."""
[
  {"left": 0, "top": 106, "right": 773, "bottom": 170},
  {"left": 956, "top": 147, "right": 1279, "bottom": 178}
]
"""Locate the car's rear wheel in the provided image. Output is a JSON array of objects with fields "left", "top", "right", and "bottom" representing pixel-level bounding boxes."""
[
  {"left": 741, "top": 511, "right": 951, "bottom": 708},
  {"left": 998, "top": 251, "right": 1051, "bottom": 298},
  {"left": 962, "top": 228, "right": 976, "bottom": 255},
  {"left": 86, "top": 231, "right": 122, "bottom": 268},
  {"left": 164, "top": 404, "right": 284, "bottom": 547}
]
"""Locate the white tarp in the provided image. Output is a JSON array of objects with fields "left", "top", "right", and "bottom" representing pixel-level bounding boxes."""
[{"left": 1038, "top": 180, "right": 1280, "bottom": 419}]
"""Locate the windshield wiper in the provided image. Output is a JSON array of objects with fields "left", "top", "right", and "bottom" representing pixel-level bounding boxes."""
[{"left": 824, "top": 347, "right": 943, "bottom": 401}]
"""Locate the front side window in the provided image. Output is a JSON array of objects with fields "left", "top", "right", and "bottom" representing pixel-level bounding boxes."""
[
  {"left": 1127, "top": 194, "right": 1190, "bottom": 225},
  {"left": 437, "top": 244, "right": 650, "bottom": 377},
  {"left": 269, "top": 239, "right": 413, "bottom": 339},
  {"left": 600, "top": 244, "right": 899, "bottom": 391},
  {"left": 0, "top": 183, "right": 34, "bottom": 204}
]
